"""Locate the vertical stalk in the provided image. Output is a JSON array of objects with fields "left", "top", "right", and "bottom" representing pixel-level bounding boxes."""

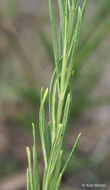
[{"left": 26, "top": 1, "right": 88, "bottom": 190}]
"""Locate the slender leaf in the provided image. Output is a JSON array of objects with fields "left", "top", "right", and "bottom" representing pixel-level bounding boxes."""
[
  {"left": 66, "top": 7, "right": 82, "bottom": 87},
  {"left": 55, "top": 174, "right": 62, "bottom": 190},
  {"left": 62, "top": 94, "right": 71, "bottom": 136},
  {"left": 51, "top": 79, "right": 57, "bottom": 143},
  {"left": 39, "top": 88, "right": 48, "bottom": 169},
  {"left": 48, "top": 0, "right": 59, "bottom": 78},
  {"left": 61, "top": 133, "right": 81, "bottom": 175},
  {"left": 32, "top": 123, "right": 40, "bottom": 190},
  {"left": 49, "top": 150, "right": 63, "bottom": 190},
  {"left": 44, "top": 124, "right": 63, "bottom": 190},
  {"left": 49, "top": 70, "right": 56, "bottom": 134},
  {"left": 55, "top": 133, "right": 81, "bottom": 190},
  {"left": 58, "top": 0, "right": 64, "bottom": 55},
  {"left": 27, "top": 168, "right": 30, "bottom": 190},
  {"left": 81, "top": 0, "right": 88, "bottom": 20},
  {"left": 26, "top": 147, "right": 33, "bottom": 190}
]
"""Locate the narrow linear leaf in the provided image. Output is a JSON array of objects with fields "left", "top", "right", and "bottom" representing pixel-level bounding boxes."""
[
  {"left": 26, "top": 147, "right": 33, "bottom": 190},
  {"left": 67, "top": 6, "right": 75, "bottom": 52},
  {"left": 59, "top": 25, "right": 63, "bottom": 58},
  {"left": 58, "top": 0, "right": 64, "bottom": 53},
  {"left": 44, "top": 124, "right": 63, "bottom": 190},
  {"left": 32, "top": 123, "right": 40, "bottom": 190},
  {"left": 72, "top": 0, "right": 81, "bottom": 32},
  {"left": 82, "top": 0, "right": 88, "bottom": 20},
  {"left": 62, "top": 94, "right": 71, "bottom": 136},
  {"left": 49, "top": 70, "right": 56, "bottom": 134},
  {"left": 55, "top": 173, "right": 62, "bottom": 190},
  {"left": 63, "top": 0, "right": 68, "bottom": 54},
  {"left": 27, "top": 168, "right": 30, "bottom": 190},
  {"left": 55, "top": 133, "right": 81, "bottom": 190},
  {"left": 51, "top": 79, "right": 57, "bottom": 143},
  {"left": 66, "top": 69, "right": 74, "bottom": 92},
  {"left": 47, "top": 122, "right": 51, "bottom": 154},
  {"left": 61, "top": 133, "right": 81, "bottom": 175},
  {"left": 49, "top": 150, "right": 63, "bottom": 190},
  {"left": 66, "top": 7, "right": 82, "bottom": 86},
  {"left": 49, "top": 57, "right": 63, "bottom": 135},
  {"left": 39, "top": 88, "right": 48, "bottom": 169},
  {"left": 48, "top": 0, "right": 59, "bottom": 78}
]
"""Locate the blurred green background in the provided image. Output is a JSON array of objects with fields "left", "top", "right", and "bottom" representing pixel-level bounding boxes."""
[{"left": 0, "top": 0, "right": 110, "bottom": 189}]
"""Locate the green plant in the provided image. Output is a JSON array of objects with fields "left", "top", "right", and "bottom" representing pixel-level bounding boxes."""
[
  {"left": 38, "top": 0, "right": 110, "bottom": 120},
  {"left": 26, "top": 0, "right": 88, "bottom": 189},
  {"left": 1, "top": 0, "right": 110, "bottom": 130}
]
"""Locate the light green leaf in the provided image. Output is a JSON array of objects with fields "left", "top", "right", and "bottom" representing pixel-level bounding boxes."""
[
  {"left": 58, "top": 0, "right": 64, "bottom": 55},
  {"left": 82, "top": 0, "right": 88, "bottom": 20},
  {"left": 62, "top": 94, "right": 71, "bottom": 136},
  {"left": 27, "top": 168, "right": 30, "bottom": 190},
  {"left": 49, "top": 150, "right": 63, "bottom": 190},
  {"left": 51, "top": 79, "right": 57, "bottom": 143},
  {"left": 44, "top": 124, "right": 63, "bottom": 190},
  {"left": 26, "top": 147, "right": 33, "bottom": 190},
  {"left": 32, "top": 123, "right": 40, "bottom": 190},
  {"left": 66, "top": 7, "right": 82, "bottom": 87},
  {"left": 61, "top": 133, "right": 81, "bottom": 175},
  {"left": 55, "top": 133, "right": 81, "bottom": 190},
  {"left": 48, "top": 0, "right": 59, "bottom": 78},
  {"left": 39, "top": 88, "right": 48, "bottom": 169},
  {"left": 49, "top": 70, "right": 56, "bottom": 134}
]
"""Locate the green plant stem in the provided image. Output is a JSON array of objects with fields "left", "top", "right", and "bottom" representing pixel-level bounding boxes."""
[
  {"left": 57, "top": 95, "right": 64, "bottom": 125},
  {"left": 60, "top": 55, "right": 68, "bottom": 94},
  {"left": 26, "top": 1, "right": 88, "bottom": 190}
]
